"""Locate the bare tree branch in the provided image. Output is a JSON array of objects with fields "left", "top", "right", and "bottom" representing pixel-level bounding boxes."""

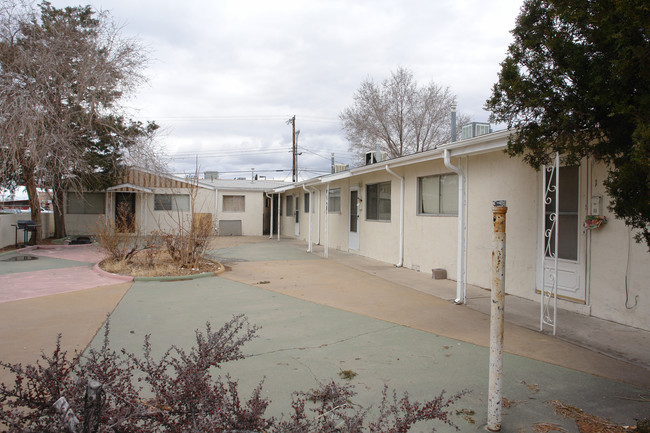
[{"left": 340, "top": 66, "right": 465, "bottom": 163}]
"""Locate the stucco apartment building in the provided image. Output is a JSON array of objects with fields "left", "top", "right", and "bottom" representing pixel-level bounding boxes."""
[
  {"left": 271, "top": 129, "right": 649, "bottom": 332},
  {"left": 59, "top": 133, "right": 649, "bottom": 333}
]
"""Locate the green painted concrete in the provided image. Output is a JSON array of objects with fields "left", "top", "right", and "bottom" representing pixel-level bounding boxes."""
[
  {"left": 0, "top": 253, "right": 92, "bottom": 275},
  {"left": 89, "top": 276, "right": 649, "bottom": 432},
  {"left": 208, "top": 241, "right": 321, "bottom": 262}
]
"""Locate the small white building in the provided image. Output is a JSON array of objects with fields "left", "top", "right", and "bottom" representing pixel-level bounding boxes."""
[
  {"left": 271, "top": 130, "right": 650, "bottom": 332},
  {"left": 64, "top": 167, "right": 216, "bottom": 235},
  {"left": 202, "top": 177, "right": 288, "bottom": 236}
]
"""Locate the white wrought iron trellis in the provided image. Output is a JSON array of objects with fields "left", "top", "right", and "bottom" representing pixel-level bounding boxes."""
[{"left": 540, "top": 152, "right": 559, "bottom": 335}]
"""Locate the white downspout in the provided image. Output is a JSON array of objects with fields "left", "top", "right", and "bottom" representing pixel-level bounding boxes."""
[
  {"left": 385, "top": 165, "right": 404, "bottom": 267},
  {"left": 277, "top": 192, "right": 281, "bottom": 241},
  {"left": 444, "top": 148, "right": 466, "bottom": 305},
  {"left": 324, "top": 184, "right": 329, "bottom": 258},
  {"left": 266, "top": 192, "right": 274, "bottom": 239},
  {"left": 302, "top": 185, "right": 313, "bottom": 252}
]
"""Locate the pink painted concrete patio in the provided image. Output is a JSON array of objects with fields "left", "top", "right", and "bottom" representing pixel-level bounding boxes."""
[{"left": 0, "top": 245, "right": 132, "bottom": 303}]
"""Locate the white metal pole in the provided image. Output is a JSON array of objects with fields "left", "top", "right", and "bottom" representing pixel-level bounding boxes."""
[
  {"left": 267, "top": 192, "right": 274, "bottom": 239},
  {"left": 553, "top": 153, "right": 559, "bottom": 335},
  {"left": 488, "top": 200, "right": 507, "bottom": 432},
  {"left": 324, "top": 184, "right": 329, "bottom": 258},
  {"left": 277, "top": 193, "right": 281, "bottom": 241}
]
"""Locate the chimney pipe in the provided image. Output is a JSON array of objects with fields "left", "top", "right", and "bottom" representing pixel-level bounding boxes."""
[{"left": 451, "top": 104, "right": 457, "bottom": 142}]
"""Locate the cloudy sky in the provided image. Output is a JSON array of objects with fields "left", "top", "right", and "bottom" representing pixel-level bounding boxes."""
[{"left": 47, "top": 0, "right": 524, "bottom": 181}]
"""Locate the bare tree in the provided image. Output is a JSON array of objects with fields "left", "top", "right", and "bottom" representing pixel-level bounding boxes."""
[
  {"left": 0, "top": 0, "right": 159, "bottom": 240},
  {"left": 340, "top": 67, "right": 469, "bottom": 162}
]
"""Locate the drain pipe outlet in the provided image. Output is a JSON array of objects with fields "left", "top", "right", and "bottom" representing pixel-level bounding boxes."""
[
  {"left": 385, "top": 165, "right": 404, "bottom": 267},
  {"left": 444, "top": 148, "right": 466, "bottom": 305},
  {"left": 302, "top": 184, "right": 313, "bottom": 252}
]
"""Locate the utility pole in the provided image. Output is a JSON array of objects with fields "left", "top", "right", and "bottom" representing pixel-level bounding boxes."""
[{"left": 286, "top": 115, "right": 296, "bottom": 182}]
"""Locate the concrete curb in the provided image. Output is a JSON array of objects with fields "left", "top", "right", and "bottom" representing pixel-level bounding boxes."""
[
  {"left": 92, "top": 263, "right": 135, "bottom": 282},
  {"left": 17, "top": 243, "right": 95, "bottom": 253},
  {"left": 134, "top": 272, "right": 217, "bottom": 282},
  {"left": 132, "top": 262, "right": 226, "bottom": 281}
]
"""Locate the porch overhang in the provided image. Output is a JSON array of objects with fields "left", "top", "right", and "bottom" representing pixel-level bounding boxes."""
[{"left": 106, "top": 183, "right": 153, "bottom": 194}]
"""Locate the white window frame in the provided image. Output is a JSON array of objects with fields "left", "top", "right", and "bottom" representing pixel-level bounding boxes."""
[
  {"left": 223, "top": 195, "right": 245, "bottom": 212},
  {"left": 154, "top": 194, "right": 190, "bottom": 211},
  {"left": 417, "top": 173, "right": 458, "bottom": 216},
  {"left": 328, "top": 188, "right": 341, "bottom": 213},
  {"left": 366, "top": 181, "right": 391, "bottom": 221}
]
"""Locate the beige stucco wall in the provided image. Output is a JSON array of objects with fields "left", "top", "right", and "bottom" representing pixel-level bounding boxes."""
[
  {"left": 585, "top": 162, "right": 649, "bottom": 330},
  {"left": 402, "top": 160, "right": 461, "bottom": 275},
  {"left": 0, "top": 212, "right": 55, "bottom": 247},
  {"left": 275, "top": 149, "right": 650, "bottom": 330},
  {"left": 216, "top": 190, "right": 265, "bottom": 236},
  {"left": 464, "top": 152, "right": 539, "bottom": 298},
  {"left": 64, "top": 186, "right": 216, "bottom": 237},
  {"left": 144, "top": 187, "right": 216, "bottom": 234},
  {"left": 65, "top": 213, "right": 105, "bottom": 236}
]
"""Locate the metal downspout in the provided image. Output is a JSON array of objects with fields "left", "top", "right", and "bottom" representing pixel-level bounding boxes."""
[
  {"left": 265, "top": 192, "right": 274, "bottom": 239},
  {"left": 444, "top": 148, "right": 466, "bottom": 305},
  {"left": 385, "top": 165, "right": 404, "bottom": 267},
  {"left": 277, "top": 192, "right": 281, "bottom": 241},
  {"left": 302, "top": 185, "right": 313, "bottom": 252}
]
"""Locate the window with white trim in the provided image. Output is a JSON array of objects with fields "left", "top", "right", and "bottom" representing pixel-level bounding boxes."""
[
  {"left": 154, "top": 194, "right": 190, "bottom": 211},
  {"left": 417, "top": 174, "right": 458, "bottom": 215},
  {"left": 366, "top": 181, "right": 391, "bottom": 220},
  {"left": 223, "top": 195, "right": 245, "bottom": 212},
  {"left": 328, "top": 188, "right": 341, "bottom": 213},
  {"left": 286, "top": 195, "right": 293, "bottom": 216}
]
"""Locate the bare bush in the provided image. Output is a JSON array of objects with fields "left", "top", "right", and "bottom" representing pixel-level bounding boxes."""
[
  {"left": 0, "top": 315, "right": 466, "bottom": 433},
  {"left": 94, "top": 204, "right": 143, "bottom": 262}
]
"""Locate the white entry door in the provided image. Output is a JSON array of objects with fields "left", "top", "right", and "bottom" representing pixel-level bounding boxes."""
[
  {"left": 294, "top": 196, "right": 300, "bottom": 237},
  {"left": 348, "top": 188, "right": 360, "bottom": 250},
  {"left": 538, "top": 165, "right": 587, "bottom": 303}
]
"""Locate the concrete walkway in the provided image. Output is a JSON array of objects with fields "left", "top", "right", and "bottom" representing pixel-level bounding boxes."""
[{"left": 0, "top": 237, "right": 648, "bottom": 432}]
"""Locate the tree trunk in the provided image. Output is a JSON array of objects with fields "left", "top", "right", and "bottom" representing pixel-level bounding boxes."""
[
  {"left": 53, "top": 185, "right": 67, "bottom": 238},
  {"left": 23, "top": 172, "right": 42, "bottom": 244}
]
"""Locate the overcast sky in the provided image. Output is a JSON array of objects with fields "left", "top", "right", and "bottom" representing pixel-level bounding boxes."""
[{"left": 46, "top": 0, "right": 524, "bottom": 181}]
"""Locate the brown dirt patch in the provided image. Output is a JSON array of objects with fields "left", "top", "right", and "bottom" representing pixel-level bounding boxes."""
[{"left": 99, "top": 249, "right": 221, "bottom": 277}]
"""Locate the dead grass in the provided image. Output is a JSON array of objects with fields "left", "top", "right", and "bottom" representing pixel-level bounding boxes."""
[
  {"left": 551, "top": 401, "right": 637, "bottom": 433},
  {"left": 99, "top": 248, "right": 221, "bottom": 277}
]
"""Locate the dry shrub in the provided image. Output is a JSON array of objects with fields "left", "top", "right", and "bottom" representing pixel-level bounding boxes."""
[
  {"left": 0, "top": 316, "right": 466, "bottom": 433},
  {"left": 160, "top": 213, "right": 213, "bottom": 269},
  {"left": 93, "top": 207, "right": 142, "bottom": 262}
]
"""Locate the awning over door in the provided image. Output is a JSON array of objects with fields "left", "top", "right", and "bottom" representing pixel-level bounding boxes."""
[{"left": 106, "top": 184, "right": 153, "bottom": 194}]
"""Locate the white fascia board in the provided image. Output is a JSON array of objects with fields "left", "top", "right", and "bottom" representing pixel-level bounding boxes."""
[{"left": 279, "top": 129, "right": 514, "bottom": 187}]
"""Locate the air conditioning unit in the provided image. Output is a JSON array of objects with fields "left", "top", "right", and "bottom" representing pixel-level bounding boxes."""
[
  {"left": 461, "top": 122, "right": 492, "bottom": 140},
  {"left": 333, "top": 163, "right": 349, "bottom": 173},
  {"left": 365, "top": 151, "right": 389, "bottom": 165}
]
